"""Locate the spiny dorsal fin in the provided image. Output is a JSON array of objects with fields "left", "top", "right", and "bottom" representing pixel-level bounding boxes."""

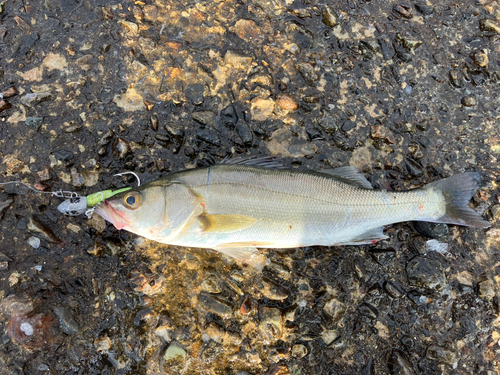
[
  {"left": 220, "top": 155, "right": 285, "bottom": 169},
  {"left": 316, "top": 166, "right": 373, "bottom": 189}
]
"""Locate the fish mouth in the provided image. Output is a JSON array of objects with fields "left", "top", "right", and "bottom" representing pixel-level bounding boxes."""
[{"left": 94, "top": 201, "right": 130, "bottom": 230}]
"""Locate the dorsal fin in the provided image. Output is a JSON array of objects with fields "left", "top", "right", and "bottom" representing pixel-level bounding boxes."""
[
  {"left": 316, "top": 166, "right": 373, "bottom": 189},
  {"left": 220, "top": 155, "right": 285, "bottom": 169}
]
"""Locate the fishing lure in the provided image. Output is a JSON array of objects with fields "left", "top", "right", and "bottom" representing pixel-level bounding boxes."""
[{"left": 57, "top": 188, "right": 131, "bottom": 217}]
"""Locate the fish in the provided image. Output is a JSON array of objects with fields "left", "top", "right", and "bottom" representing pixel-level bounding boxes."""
[{"left": 95, "top": 156, "right": 489, "bottom": 269}]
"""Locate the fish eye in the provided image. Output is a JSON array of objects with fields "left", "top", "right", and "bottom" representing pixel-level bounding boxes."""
[{"left": 123, "top": 191, "right": 142, "bottom": 210}]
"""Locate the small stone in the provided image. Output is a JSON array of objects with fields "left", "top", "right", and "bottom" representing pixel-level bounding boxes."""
[
  {"left": 258, "top": 307, "right": 282, "bottom": 343},
  {"left": 81, "top": 169, "right": 99, "bottom": 187},
  {"left": 254, "top": 275, "right": 290, "bottom": 300},
  {"left": 240, "top": 296, "right": 254, "bottom": 315},
  {"left": 0, "top": 100, "right": 11, "bottom": 113},
  {"left": 53, "top": 149, "right": 74, "bottom": 162},
  {"left": 393, "top": 4, "right": 413, "bottom": 19},
  {"left": 198, "top": 292, "right": 233, "bottom": 318},
  {"left": 415, "top": 3, "right": 433, "bottom": 15},
  {"left": 358, "top": 303, "right": 378, "bottom": 319},
  {"left": 479, "top": 19, "right": 500, "bottom": 34},
  {"left": 384, "top": 281, "right": 404, "bottom": 298},
  {"left": 232, "top": 19, "right": 262, "bottom": 42},
  {"left": 25, "top": 117, "right": 43, "bottom": 131},
  {"left": 3, "top": 155, "right": 25, "bottom": 174},
  {"left": 75, "top": 54, "right": 93, "bottom": 71},
  {"left": 236, "top": 122, "right": 253, "bottom": 146},
  {"left": 426, "top": 344, "right": 457, "bottom": 367},
  {"left": 224, "top": 50, "right": 253, "bottom": 71},
  {"left": 401, "top": 38, "right": 423, "bottom": 51},
  {"left": 389, "top": 350, "right": 415, "bottom": 375},
  {"left": 412, "top": 222, "right": 449, "bottom": 239},
  {"left": 200, "top": 274, "right": 223, "bottom": 294},
  {"left": 37, "top": 167, "right": 51, "bottom": 182},
  {"left": 0, "top": 294, "right": 34, "bottom": 318},
  {"left": 295, "top": 63, "right": 318, "bottom": 85},
  {"left": 94, "top": 336, "right": 111, "bottom": 352},
  {"left": 0, "top": 262, "right": 8, "bottom": 271},
  {"left": 185, "top": 83, "right": 205, "bottom": 105},
  {"left": 276, "top": 94, "right": 298, "bottom": 111},
  {"left": 120, "top": 20, "right": 138, "bottom": 34},
  {"left": 370, "top": 125, "right": 395, "bottom": 144},
  {"left": 114, "top": 138, "right": 130, "bottom": 159},
  {"left": 361, "top": 38, "right": 380, "bottom": 52},
  {"left": 53, "top": 306, "right": 79, "bottom": 335},
  {"left": 250, "top": 97, "right": 275, "bottom": 121},
  {"left": 323, "top": 297, "right": 346, "bottom": 323},
  {"left": 461, "top": 96, "right": 476, "bottom": 107},
  {"left": 406, "top": 256, "right": 446, "bottom": 291},
  {"left": 220, "top": 105, "right": 238, "bottom": 129},
  {"left": 27, "top": 215, "right": 61, "bottom": 243},
  {"left": 478, "top": 279, "right": 496, "bottom": 300},
  {"left": 0, "top": 196, "right": 14, "bottom": 220},
  {"left": 196, "top": 128, "right": 220, "bottom": 146},
  {"left": 322, "top": 6, "right": 338, "bottom": 27},
  {"left": 71, "top": 168, "right": 85, "bottom": 188},
  {"left": 88, "top": 214, "right": 106, "bottom": 233},
  {"left": 292, "top": 344, "right": 308, "bottom": 359},
  {"left": 449, "top": 70, "right": 464, "bottom": 88},
  {"left": 470, "top": 49, "right": 488, "bottom": 67},
  {"left": 164, "top": 344, "right": 186, "bottom": 363},
  {"left": 150, "top": 114, "right": 159, "bottom": 131},
  {"left": 127, "top": 269, "right": 163, "bottom": 296},
  {"left": 27, "top": 236, "right": 40, "bottom": 249},
  {"left": 20, "top": 91, "right": 55, "bottom": 107},
  {"left": 192, "top": 111, "right": 217, "bottom": 127},
  {"left": 155, "top": 315, "right": 175, "bottom": 342}
]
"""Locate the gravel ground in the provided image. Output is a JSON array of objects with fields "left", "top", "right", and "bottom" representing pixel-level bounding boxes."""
[{"left": 1, "top": 0, "right": 500, "bottom": 374}]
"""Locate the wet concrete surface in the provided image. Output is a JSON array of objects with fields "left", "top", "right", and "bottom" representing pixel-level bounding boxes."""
[{"left": 1, "top": 0, "right": 500, "bottom": 374}]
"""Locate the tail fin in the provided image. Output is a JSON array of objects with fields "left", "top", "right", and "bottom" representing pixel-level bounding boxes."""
[{"left": 424, "top": 172, "right": 489, "bottom": 228}]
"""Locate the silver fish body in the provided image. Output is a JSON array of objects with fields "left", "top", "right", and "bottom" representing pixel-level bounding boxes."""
[{"left": 95, "top": 159, "right": 489, "bottom": 268}]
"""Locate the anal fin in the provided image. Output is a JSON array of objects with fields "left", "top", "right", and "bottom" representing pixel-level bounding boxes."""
[
  {"left": 336, "top": 227, "right": 388, "bottom": 245},
  {"left": 212, "top": 246, "right": 266, "bottom": 270}
]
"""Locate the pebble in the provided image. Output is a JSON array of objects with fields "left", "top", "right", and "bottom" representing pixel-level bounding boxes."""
[
  {"left": 384, "top": 281, "right": 404, "bottom": 298},
  {"left": 276, "top": 94, "right": 298, "bottom": 111},
  {"left": 478, "top": 279, "right": 496, "bottom": 300},
  {"left": 164, "top": 344, "right": 186, "bottom": 363},
  {"left": 236, "top": 122, "right": 253, "bottom": 146},
  {"left": 415, "top": 3, "right": 433, "bottom": 15},
  {"left": 291, "top": 344, "right": 307, "bottom": 359},
  {"left": 388, "top": 350, "right": 415, "bottom": 375},
  {"left": 53, "top": 149, "right": 74, "bottom": 162},
  {"left": 258, "top": 307, "right": 282, "bottom": 343},
  {"left": 220, "top": 105, "right": 238, "bottom": 129},
  {"left": 27, "top": 236, "right": 41, "bottom": 249},
  {"left": 253, "top": 275, "right": 290, "bottom": 300},
  {"left": 449, "top": 69, "right": 464, "bottom": 88},
  {"left": 114, "top": 138, "right": 130, "bottom": 158},
  {"left": 0, "top": 196, "right": 14, "bottom": 220},
  {"left": 479, "top": 19, "right": 500, "bottom": 34},
  {"left": 25, "top": 117, "right": 44, "bottom": 131},
  {"left": 53, "top": 306, "right": 79, "bottom": 335},
  {"left": 250, "top": 97, "right": 275, "bottom": 122},
  {"left": 393, "top": 4, "right": 413, "bottom": 19},
  {"left": 196, "top": 128, "right": 221, "bottom": 146},
  {"left": 470, "top": 49, "right": 488, "bottom": 67},
  {"left": 322, "top": 6, "right": 338, "bottom": 27},
  {"left": 198, "top": 292, "right": 233, "bottom": 318},
  {"left": 426, "top": 344, "right": 457, "bottom": 367},
  {"left": 27, "top": 215, "right": 61, "bottom": 243},
  {"left": 94, "top": 336, "right": 112, "bottom": 352},
  {"left": 20, "top": 91, "right": 55, "bottom": 107},
  {"left": 127, "top": 269, "right": 163, "bottom": 296},
  {"left": 323, "top": 297, "right": 346, "bottom": 323},
  {"left": 224, "top": 50, "right": 253, "bottom": 71},
  {"left": 358, "top": 303, "right": 378, "bottom": 319},
  {"left": 406, "top": 256, "right": 446, "bottom": 291},
  {"left": 295, "top": 63, "right": 318, "bottom": 85},
  {"left": 200, "top": 274, "right": 223, "bottom": 294},
  {"left": 461, "top": 96, "right": 476, "bottom": 107}
]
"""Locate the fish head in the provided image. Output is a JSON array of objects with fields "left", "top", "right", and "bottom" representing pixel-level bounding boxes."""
[{"left": 95, "top": 186, "right": 167, "bottom": 238}]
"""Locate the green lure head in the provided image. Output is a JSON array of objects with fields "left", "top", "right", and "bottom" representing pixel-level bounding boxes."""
[{"left": 86, "top": 187, "right": 132, "bottom": 207}]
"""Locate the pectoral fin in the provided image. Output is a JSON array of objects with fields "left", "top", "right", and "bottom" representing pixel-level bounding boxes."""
[
  {"left": 212, "top": 246, "right": 266, "bottom": 270},
  {"left": 199, "top": 214, "right": 257, "bottom": 233}
]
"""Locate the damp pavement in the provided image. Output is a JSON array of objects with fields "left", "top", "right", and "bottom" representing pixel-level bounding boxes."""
[{"left": 0, "top": 0, "right": 500, "bottom": 374}]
